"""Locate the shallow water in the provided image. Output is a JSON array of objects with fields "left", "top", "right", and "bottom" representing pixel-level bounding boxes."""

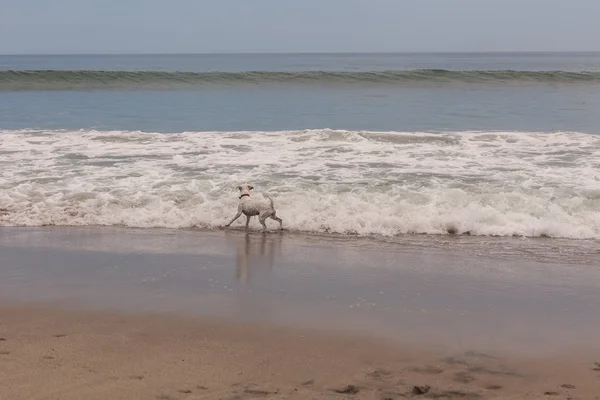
[{"left": 1, "top": 227, "right": 599, "bottom": 355}]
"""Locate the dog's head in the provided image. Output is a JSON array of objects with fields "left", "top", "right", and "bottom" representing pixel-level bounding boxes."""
[{"left": 237, "top": 184, "right": 254, "bottom": 199}]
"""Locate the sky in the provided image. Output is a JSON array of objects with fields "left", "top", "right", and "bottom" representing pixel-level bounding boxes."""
[{"left": 1, "top": 0, "right": 599, "bottom": 54}]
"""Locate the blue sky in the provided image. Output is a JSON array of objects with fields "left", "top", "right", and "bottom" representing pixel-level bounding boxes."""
[{"left": 1, "top": 0, "right": 599, "bottom": 54}]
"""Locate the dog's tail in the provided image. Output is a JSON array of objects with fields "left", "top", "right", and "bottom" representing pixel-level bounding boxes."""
[{"left": 264, "top": 193, "right": 275, "bottom": 208}]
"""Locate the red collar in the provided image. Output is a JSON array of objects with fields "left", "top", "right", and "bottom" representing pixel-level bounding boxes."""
[{"left": 239, "top": 193, "right": 250, "bottom": 199}]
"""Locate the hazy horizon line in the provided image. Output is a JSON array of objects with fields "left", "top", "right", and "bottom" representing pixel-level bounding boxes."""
[{"left": 2, "top": 50, "right": 600, "bottom": 57}]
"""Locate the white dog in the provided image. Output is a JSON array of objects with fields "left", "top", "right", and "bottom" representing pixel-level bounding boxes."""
[{"left": 225, "top": 185, "right": 283, "bottom": 230}]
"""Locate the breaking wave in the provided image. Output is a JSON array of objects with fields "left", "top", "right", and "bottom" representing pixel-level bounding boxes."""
[
  {"left": 1, "top": 129, "right": 599, "bottom": 239},
  {"left": 2, "top": 69, "right": 600, "bottom": 90}
]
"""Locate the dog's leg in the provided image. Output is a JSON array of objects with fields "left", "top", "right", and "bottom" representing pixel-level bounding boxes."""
[
  {"left": 259, "top": 214, "right": 269, "bottom": 231},
  {"left": 225, "top": 211, "right": 242, "bottom": 227},
  {"left": 245, "top": 215, "right": 251, "bottom": 230},
  {"left": 269, "top": 213, "right": 283, "bottom": 229}
]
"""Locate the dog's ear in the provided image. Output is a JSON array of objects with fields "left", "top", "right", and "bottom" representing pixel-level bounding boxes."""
[{"left": 249, "top": 186, "right": 254, "bottom": 191}]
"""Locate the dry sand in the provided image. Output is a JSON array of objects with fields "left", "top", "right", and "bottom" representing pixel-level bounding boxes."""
[{"left": 1, "top": 306, "right": 599, "bottom": 400}]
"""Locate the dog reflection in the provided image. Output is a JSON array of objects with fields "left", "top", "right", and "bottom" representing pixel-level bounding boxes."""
[{"left": 236, "top": 233, "right": 281, "bottom": 283}]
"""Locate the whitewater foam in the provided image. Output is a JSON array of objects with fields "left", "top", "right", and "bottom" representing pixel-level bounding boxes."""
[{"left": 1, "top": 129, "right": 599, "bottom": 239}]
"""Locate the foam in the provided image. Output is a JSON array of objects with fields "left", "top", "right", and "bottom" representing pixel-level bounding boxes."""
[{"left": 1, "top": 129, "right": 599, "bottom": 239}]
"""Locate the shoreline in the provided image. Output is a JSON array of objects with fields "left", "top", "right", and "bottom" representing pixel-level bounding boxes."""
[
  {"left": 1, "top": 226, "right": 600, "bottom": 356},
  {"left": 2, "top": 224, "right": 599, "bottom": 264}
]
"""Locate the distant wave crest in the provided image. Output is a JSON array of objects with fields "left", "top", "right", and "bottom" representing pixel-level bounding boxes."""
[{"left": 2, "top": 69, "right": 600, "bottom": 90}]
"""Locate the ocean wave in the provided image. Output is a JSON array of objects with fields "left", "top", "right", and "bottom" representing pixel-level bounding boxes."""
[
  {"left": 1, "top": 129, "right": 599, "bottom": 239},
  {"left": 2, "top": 69, "right": 600, "bottom": 90}
]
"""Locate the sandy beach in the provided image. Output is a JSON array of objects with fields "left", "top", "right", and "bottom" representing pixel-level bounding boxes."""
[
  {"left": 1, "top": 227, "right": 600, "bottom": 399},
  {"left": 1, "top": 306, "right": 600, "bottom": 400}
]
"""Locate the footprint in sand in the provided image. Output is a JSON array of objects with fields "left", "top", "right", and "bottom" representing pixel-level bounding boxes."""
[
  {"left": 412, "top": 386, "right": 482, "bottom": 399},
  {"left": 453, "top": 371, "right": 476, "bottom": 383},
  {"left": 435, "top": 390, "right": 481, "bottom": 399},
  {"left": 409, "top": 365, "right": 444, "bottom": 375},
  {"left": 243, "top": 385, "right": 279, "bottom": 397},
  {"left": 411, "top": 385, "right": 430, "bottom": 395},
  {"left": 560, "top": 384, "right": 576, "bottom": 389},
  {"left": 443, "top": 357, "right": 469, "bottom": 366},
  {"left": 334, "top": 385, "right": 360, "bottom": 395},
  {"left": 243, "top": 389, "right": 272, "bottom": 396},
  {"left": 366, "top": 368, "right": 392, "bottom": 380},
  {"left": 464, "top": 351, "right": 497, "bottom": 360},
  {"left": 467, "top": 365, "right": 521, "bottom": 378}
]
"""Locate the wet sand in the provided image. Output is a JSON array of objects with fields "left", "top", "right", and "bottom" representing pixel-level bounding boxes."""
[
  {"left": 1, "top": 306, "right": 600, "bottom": 400},
  {"left": 1, "top": 227, "right": 600, "bottom": 398}
]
